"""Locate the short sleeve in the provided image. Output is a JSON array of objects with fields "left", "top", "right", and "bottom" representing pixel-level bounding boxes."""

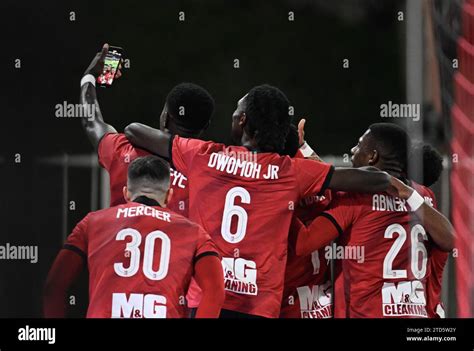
[
  {"left": 63, "top": 214, "right": 90, "bottom": 260},
  {"left": 171, "top": 135, "right": 211, "bottom": 175},
  {"left": 194, "top": 226, "right": 220, "bottom": 264},
  {"left": 321, "top": 192, "right": 359, "bottom": 234},
  {"left": 293, "top": 158, "right": 334, "bottom": 198},
  {"left": 97, "top": 133, "right": 123, "bottom": 170}
]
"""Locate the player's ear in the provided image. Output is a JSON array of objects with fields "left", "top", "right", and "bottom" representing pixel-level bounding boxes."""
[
  {"left": 159, "top": 104, "right": 169, "bottom": 131},
  {"left": 368, "top": 149, "right": 379, "bottom": 166},
  {"left": 164, "top": 188, "right": 173, "bottom": 206},
  {"left": 239, "top": 113, "right": 247, "bottom": 127},
  {"left": 123, "top": 186, "right": 132, "bottom": 202}
]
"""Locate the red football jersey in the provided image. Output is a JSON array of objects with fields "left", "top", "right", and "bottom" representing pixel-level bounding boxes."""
[
  {"left": 280, "top": 190, "right": 333, "bottom": 318},
  {"left": 426, "top": 247, "right": 448, "bottom": 318},
  {"left": 64, "top": 198, "right": 219, "bottom": 318},
  {"left": 422, "top": 187, "right": 448, "bottom": 318},
  {"left": 322, "top": 182, "right": 437, "bottom": 318},
  {"left": 171, "top": 136, "right": 334, "bottom": 318},
  {"left": 98, "top": 133, "right": 189, "bottom": 215},
  {"left": 333, "top": 258, "right": 346, "bottom": 318}
]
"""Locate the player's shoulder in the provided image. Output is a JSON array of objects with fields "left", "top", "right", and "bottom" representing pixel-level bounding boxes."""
[
  {"left": 174, "top": 135, "right": 223, "bottom": 153},
  {"left": 289, "top": 155, "right": 332, "bottom": 171},
  {"left": 86, "top": 205, "right": 120, "bottom": 222},
  {"left": 165, "top": 208, "right": 202, "bottom": 231},
  {"left": 99, "top": 132, "right": 128, "bottom": 146}
]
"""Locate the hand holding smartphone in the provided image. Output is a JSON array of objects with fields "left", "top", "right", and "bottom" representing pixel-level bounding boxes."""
[{"left": 96, "top": 46, "right": 124, "bottom": 88}]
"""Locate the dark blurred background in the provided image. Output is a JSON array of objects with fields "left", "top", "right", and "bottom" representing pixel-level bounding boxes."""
[{"left": 1, "top": 0, "right": 422, "bottom": 317}]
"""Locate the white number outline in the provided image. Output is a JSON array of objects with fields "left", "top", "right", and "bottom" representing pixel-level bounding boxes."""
[
  {"left": 382, "top": 223, "right": 428, "bottom": 280},
  {"left": 221, "top": 187, "right": 251, "bottom": 243},
  {"left": 114, "top": 228, "right": 171, "bottom": 281}
]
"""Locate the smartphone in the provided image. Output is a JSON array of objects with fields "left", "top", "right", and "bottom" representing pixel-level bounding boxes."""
[{"left": 97, "top": 46, "right": 124, "bottom": 87}]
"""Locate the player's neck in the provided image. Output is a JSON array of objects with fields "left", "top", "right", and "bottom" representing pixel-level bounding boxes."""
[
  {"left": 131, "top": 194, "right": 164, "bottom": 207},
  {"left": 240, "top": 135, "right": 260, "bottom": 152}
]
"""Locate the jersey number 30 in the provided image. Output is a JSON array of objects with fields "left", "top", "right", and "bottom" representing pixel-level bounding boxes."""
[{"left": 114, "top": 229, "right": 171, "bottom": 281}]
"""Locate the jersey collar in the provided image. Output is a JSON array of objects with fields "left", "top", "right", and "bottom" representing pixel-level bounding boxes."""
[{"left": 132, "top": 196, "right": 162, "bottom": 207}]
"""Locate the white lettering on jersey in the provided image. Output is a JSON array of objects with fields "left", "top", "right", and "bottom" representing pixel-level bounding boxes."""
[
  {"left": 111, "top": 293, "right": 167, "bottom": 318},
  {"left": 207, "top": 152, "right": 280, "bottom": 180},
  {"left": 170, "top": 168, "right": 187, "bottom": 189},
  {"left": 372, "top": 194, "right": 408, "bottom": 212},
  {"left": 297, "top": 281, "right": 333, "bottom": 318},
  {"left": 381, "top": 280, "right": 427, "bottom": 317},
  {"left": 372, "top": 194, "right": 434, "bottom": 212},
  {"left": 116, "top": 206, "right": 171, "bottom": 222},
  {"left": 222, "top": 257, "right": 258, "bottom": 295}
]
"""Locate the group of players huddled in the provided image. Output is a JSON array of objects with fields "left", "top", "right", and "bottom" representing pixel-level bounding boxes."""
[{"left": 43, "top": 44, "right": 454, "bottom": 319}]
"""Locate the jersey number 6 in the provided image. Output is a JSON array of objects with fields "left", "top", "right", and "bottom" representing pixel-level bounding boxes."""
[{"left": 221, "top": 187, "right": 251, "bottom": 244}]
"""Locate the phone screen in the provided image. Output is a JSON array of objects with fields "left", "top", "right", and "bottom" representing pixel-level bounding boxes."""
[{"left": 97, "top": 46, "right": 123, "bottom": 87}]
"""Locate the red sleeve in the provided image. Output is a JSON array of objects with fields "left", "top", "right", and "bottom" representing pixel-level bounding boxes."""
[
  {"left": 194, "top": 226, "right": 220, "bottom": 263},
  {"left": 321, "top": 192, "right": 359, "bottom": 233},
  {"left": 294, "top": 149, "right": 304, "bottom": 159},
  {"left": 171, "top": 135, "right": 214, "bottom": 175},
  {"left": 194, "top": 255, "right": 225, "bottom": 318},
  {"left": 97, "top": 132, "right": 124, "bottom": 170},
  {"left": 63, "top": 214, "right": 90, "bottom": 259},
  {"left": 427, "top": 247, "right": 448, "bottom": 316},
  {"left": 293, "top": 158, "right": 334, "bottom": 198},
  {"left": 296, "top": 215, "right": 340, "bottom": 256},
  {"left": 43, "top": 249, "right": 85, "bottom": 317}
]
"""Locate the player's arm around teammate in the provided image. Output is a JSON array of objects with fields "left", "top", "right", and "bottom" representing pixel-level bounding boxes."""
[
  {"left": 387, "top": 176, "right": 454, "bottom": 252},
  {"left": 125, "top": 108, "right": 394, "bottom": 195},
  {"left": 294, "top": 175, "right": 455, "bottom": 256}
]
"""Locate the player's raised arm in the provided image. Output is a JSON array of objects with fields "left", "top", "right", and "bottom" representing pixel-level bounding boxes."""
[
  {"left": 388, "top": 176, "right": 455, "bottom": 252},
  {"left": 328, "top": 167, "right": 392, "bottom": 193},
  {"left": 80, "top": 43, "right": 117, "bottom": 150},
  {"left": 297, "top": 118, "right": 323, "bottom": 161},
  {"left": 43, "top": 249, "right": 84, "bottom": 317},
  {"left": 124, "top": 123, "right": 172, "bottom": 159}
]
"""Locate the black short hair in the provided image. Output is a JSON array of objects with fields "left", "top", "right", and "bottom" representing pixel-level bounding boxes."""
[
  {"left": 245, "top": 84, "right": 291, "bottom": 153},
  {"left": 166, "top": 82, "right": 214, "bottom": 132},
  {"left": 281, "top": 124, "right": 299, "bottom": 157},
  {"left": 368, "top": 123, "right": 410, "bottom": 173},
  {"left": 127, "top": 155, "right": 170, "bottom": 192},
  {"left": 410, "top": 143, "right": 444, "bottom": 187}
]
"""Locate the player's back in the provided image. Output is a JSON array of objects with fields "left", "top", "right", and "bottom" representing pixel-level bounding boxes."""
[
  {"left": 70, "top": 199, "right": 207, "bottom": 318},
  {"left": 172, "top": 137, "right": 333, "bottom": 317},
  {"left": 98, "top": 133, "right": 189, "bottom": 215},
  {"left": 328, "top": 183, "right": 436, "bottom": 318}
]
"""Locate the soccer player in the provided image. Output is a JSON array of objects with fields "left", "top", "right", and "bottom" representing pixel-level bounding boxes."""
[
  {"left": 123, "top": 85, "right": 396, "bottom": 318},
  {"left": 411, "top": 143, "right": 448, "bottom": 318},
  {"left": 279, "top": 124, "right": 333, "bottom": 318},
  {"left": 296, "top": 123, "right": 454, "bottom": 318},
  {"left": 43, "top": 156, "right": 224, "bottom": 318},
  {"left": 80, "top": 44, "right": 214, "bottom": 217}
]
